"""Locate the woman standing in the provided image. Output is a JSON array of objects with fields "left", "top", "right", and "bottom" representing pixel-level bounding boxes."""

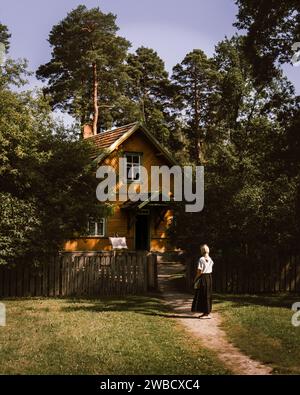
[{"left": 191, "top": 244, "right": 214, "bottom": 319}]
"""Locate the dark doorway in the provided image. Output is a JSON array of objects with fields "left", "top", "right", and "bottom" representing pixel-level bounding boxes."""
[{"left": 135, "top": 215, "right": 149, "bottom": 250}]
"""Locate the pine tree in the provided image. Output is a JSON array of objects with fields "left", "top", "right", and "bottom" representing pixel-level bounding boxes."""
[
  {"left": 169, "top": 38, "right": 300, "bottom": 257},
  {"left": 0, "top": 22, "right": 11, "bottom": 51},
  {"left": 126, "top": 47, "right": 173, "bottom": 145},
  {"left": 234, "top": 0, "right": 300, "bottom": 83},
  {"left": 36, "top": 5, "right": 130, "bottom": 134},
  {"left": 171, "top": 49, "right": 218, "bottom": 163}
]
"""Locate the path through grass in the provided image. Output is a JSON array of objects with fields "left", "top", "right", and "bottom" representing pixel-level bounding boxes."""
[
  {"left": 0, "top": 296, "right": 229, "bottom": 375},
  {"left": 214, "top": 294, "right": 300, "bottom": 374}
]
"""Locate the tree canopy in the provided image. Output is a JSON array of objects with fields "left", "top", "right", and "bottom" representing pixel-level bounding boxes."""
[
  {"left": 169, "top": 36, "right": 300, "bottom": 256},
  {"left": 0, "top": 22, "right": 11, "bottom": 52},
  {"left": 0, "top": 24, "right": 107, "bottom": 265},
  {"left": 2, "top": 4, "right": 300, "bottom": 266},
  {"left": 234, "top": 0, "right": 300, "bottom": 83},
  {"left": 36, "top": 5, "right": 130, "bottom": 134}
]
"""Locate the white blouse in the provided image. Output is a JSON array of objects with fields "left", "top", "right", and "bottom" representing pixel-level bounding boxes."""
[{"left": 198, "top": 256, "right": 214, "bottom": 273}]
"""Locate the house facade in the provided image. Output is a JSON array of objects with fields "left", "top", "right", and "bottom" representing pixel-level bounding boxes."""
[{"left": 64, "top": 122, "right": 177, "bottom": 253}]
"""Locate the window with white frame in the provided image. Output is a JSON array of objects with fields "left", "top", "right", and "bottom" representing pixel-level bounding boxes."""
[
  {"left": 87, "top": 218, "right": 106, "bottom": 236},
  {"left": 125, "top": 153, "right": 141, "bottom": 181}
]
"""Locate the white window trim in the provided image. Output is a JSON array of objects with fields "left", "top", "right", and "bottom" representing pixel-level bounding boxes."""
[
  {"left": 125, "top": 152, "right": 141, "bottom": 182},
  {"left": 87, "top": 218, "right": 106, "bottom": 237}
]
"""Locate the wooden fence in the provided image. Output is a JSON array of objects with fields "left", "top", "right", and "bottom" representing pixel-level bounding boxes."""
[
  {"left": 213, "top": 254, "right": 300, "bottom": 293},
  {"left": 0, "top": 251, "right": 158, "bottom": 298},
  {"left": 185, "top": 252, "right": 300, "bottom": 293}
]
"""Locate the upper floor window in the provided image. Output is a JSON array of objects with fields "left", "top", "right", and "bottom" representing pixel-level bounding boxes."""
[
  {"left": 125, "top": 153, "right": 141, "bottom": 182},
  {"left": 87, "top": 218, "right": 106, "bottom": 237}
]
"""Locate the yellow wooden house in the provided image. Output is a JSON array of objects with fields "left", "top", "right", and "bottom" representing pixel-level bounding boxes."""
[{"left": 64, "top": 122, "right": 177, "bottom": 253}]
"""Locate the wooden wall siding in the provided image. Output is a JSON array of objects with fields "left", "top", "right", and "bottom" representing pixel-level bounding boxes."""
[
  {"left": 65, "top": 132, "right": 175, "bottom": 253},
  {"left": 0, "top": 252, "right": 158, "bottom": 298},
  {"left": 102, "top": 131, "right": 173, "bottom": 193},
  {"left": 64, "top": 208, "right": 173, "bottom": 253}
]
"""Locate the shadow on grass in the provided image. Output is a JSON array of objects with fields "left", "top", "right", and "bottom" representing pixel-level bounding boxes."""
[
  {"left": 213, "top": 293, "right": 300, "bottom": 309},
  {"left": 60, "top": 293, "right": 298, "bottom": 316},
  {"left": 60, "top": 294, "right": 168, "bottom": 316},
  {"left": 59, "top": 294, "right": 200, "bottom": 320}
]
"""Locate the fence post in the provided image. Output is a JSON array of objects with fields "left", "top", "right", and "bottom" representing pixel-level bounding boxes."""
[
  {"left": 146, "top": 252, "right": 158, "bottom": 291},
  {"left": 143, "top": 252, "right": 148, "bottom": 293}
]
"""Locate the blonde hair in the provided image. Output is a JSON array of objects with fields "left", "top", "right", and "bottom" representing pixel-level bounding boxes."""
[{"left": 200, "top": 244, "right": 209, "bottom": 256}]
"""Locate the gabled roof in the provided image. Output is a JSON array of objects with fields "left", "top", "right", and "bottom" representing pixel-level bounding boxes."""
[
  {"left": 87, "top": 122, "right": 138, "bottom": 158},
  {"left": 86, "top": 122, "right": 178, "bottom": 166}
]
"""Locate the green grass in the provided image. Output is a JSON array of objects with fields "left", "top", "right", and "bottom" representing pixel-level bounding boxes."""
[
  {"left": 0, "top": 296, "right": 229, "bottom": 375},
  {"left": 214, "top": 294, "right": 300, "bottom": 375}
]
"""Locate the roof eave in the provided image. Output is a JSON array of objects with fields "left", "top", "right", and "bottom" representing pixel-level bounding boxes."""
[
  {"left": 92, "top": 122, "right": 179, "bottom": 167},
  {"left": 138, "top": 123, "right": 178, "bottom": 166},
  {"left": 92, "top": 123, "right": 140, "bottom": 164}
]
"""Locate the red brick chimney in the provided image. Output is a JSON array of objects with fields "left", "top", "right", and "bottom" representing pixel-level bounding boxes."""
[{"left": 82, "top": 124, "right": 94, "bottom": 139}]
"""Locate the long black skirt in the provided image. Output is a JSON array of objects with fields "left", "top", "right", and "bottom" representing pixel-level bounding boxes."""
[{"left": 191, "top": 273, "right": 212, "bottom": 314}]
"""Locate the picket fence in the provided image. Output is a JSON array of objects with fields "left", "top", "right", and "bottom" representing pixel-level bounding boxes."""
[{"left": 0, "top": 251, "right": 157, "bottom": 298}]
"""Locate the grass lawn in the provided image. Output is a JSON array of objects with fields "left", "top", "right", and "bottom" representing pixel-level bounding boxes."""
[
  {"left": 214, "top": 294, "right": 300, "bottom": 375},
  {"left": 0, "top": 296, "right": 229, "bottom": 375}
]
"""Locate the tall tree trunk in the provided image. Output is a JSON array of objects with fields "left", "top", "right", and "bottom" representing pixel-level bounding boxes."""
[
  {"left": 194, "top": 82, "right": 203, "bottom": 163},
  {"left": 92, "top": 62, "right": 99, "bottom": 135}
]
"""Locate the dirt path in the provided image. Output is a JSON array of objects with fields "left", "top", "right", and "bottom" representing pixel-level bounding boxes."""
[{"left": 158, "top": 263, "right": 272, "bottom": 375}]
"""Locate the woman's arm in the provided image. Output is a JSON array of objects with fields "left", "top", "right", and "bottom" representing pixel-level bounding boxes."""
[{"left": 194, "top": 269, "right": 202, "bottom": 282}]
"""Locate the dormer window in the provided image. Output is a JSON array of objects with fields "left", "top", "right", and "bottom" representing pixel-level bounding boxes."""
[{"left": 125, "top": 153, "right": 141, "bottom": 182}]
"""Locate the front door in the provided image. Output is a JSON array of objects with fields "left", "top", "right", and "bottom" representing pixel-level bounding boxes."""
[{"left": 135, "top": 215, "right": 149, "bottom": 250}]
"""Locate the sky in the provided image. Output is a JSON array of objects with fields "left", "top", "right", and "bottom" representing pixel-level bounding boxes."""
[{"left": 1, "top": 0, "right": 299, "bottom": 94}]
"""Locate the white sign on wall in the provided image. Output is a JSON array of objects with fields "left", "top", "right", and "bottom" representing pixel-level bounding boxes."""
[{"left": 109, "top": 237, "right": 128, "bottom": 250}]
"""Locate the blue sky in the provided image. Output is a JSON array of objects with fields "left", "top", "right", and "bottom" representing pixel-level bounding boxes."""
[{"left": 1, "top": 0, "right": 299, "bottom": 93}]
